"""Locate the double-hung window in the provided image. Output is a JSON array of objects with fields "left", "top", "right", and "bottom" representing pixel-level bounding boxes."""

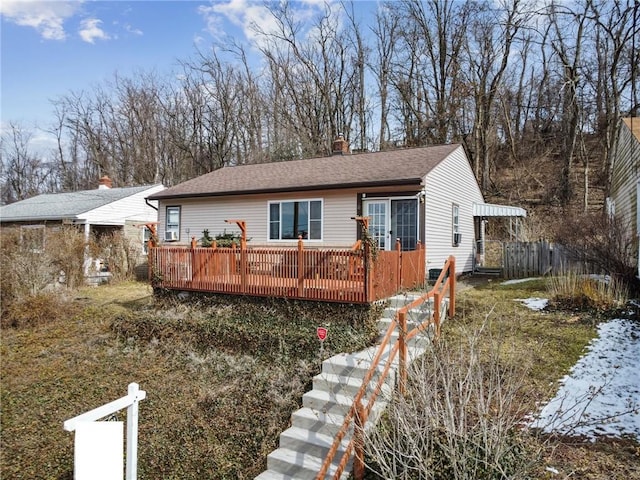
[
  {"left": 165, "top": 206, "right": 180, "bottom": 241},
  {"left": 269, "top": 199, "right": 322, "bottom": 240}
]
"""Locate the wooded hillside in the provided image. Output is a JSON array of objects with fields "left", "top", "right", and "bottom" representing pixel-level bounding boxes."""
[{"left": 2, "top": 0, "right": 638, "bottom": 227}]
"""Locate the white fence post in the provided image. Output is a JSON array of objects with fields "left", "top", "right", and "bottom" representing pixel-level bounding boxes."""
[
  {"left": 126, "top": 383, "right": 141, "bottom": 480},
  {"left": 63, "top": 382, "right": 146, "bottom": 480}
]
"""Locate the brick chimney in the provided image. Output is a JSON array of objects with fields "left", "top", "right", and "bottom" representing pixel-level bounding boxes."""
[
  {"left": 98, "top": 175, "right": 112, "bottom": 189},
  {"left": 332, "top": 134, "right": 350, "bottom": 155}
]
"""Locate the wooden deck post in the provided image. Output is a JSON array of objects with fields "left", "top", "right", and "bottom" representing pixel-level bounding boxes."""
[
  {"left": 434, "top": 291, "right": 441, "bottom": 339},
  {"left": 398, "top": 310, "right": 407, "bottom": 395},
  {"left": 395, "top": 238, "right": 402, "bottom": 290},
  {"left": 240, "top": 242, "right": 247, "bottom": 293},
  {"left": 418, "top": 242, "right": 425, "bottom": 284},
  {"left": 297, "top": 236, "right": 304, "bottom": 297},
  {"left": 449, "top": 256, "right": 456, "bottom": 318},
  {"left": 224, "top": 219, "right": 247, "bottom": 248},
  {"left": 353, "top": 400, "right": 366, "bottom": 480},
  {"left": 363, "top": 241, "right": 373, "bottom": 302}
]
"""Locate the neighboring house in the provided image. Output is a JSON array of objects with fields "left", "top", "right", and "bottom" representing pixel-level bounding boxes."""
[
  {"left": 609, "top": 117, "right": 640, "bottom": 278},
  {"left": 0, "top": 177, "right": 164, "bottom": 274},
  {"left": 148, "top": 138, "right": 524, "bottom": 275}
]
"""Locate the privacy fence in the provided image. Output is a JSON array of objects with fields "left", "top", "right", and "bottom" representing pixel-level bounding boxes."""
[{"left": 485, "top": 240, "right": 601, "bottom": 279}]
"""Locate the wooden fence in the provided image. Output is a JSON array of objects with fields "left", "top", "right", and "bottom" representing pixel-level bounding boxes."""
[
  {"left": 501, "top": 241, "right": 599, "bottom": 279},
  {"left": 150, "top": 239, "right": 425, "bottom": 304}
]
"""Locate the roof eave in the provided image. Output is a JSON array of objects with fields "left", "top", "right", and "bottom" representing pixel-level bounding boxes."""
[{"left": 148, "top": 178, "right": 423, "bottom": 201}]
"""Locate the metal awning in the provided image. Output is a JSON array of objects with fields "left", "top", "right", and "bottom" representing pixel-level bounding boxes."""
[{"left": 473, "top": 202, "right": 527, "bottom": 218}]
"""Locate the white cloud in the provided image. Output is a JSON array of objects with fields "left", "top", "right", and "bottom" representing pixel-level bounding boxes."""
[
  {"left": 78, "top": 18, "right": 110, "bottom": 43},
  {"left": 198, "top": 0, "right": 324, "bottom": 46},
  {"left": 0, "top": 0, "right": 82, "bottom": 40},
  {"left": 124, "top": 24, "right": 143, "bottom": 36}
]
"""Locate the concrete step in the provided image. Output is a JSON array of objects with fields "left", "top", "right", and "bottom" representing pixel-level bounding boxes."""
[
  {"left": 312, "top": 371, "right": 394, "bottom": 399},
  {"left": 321, "top": 350, "right": 382, "bottom": 379},
  {"left": 278, "top": 426, "right": 351, "bottom": 461},
  {"left": 386, "top": 293, "right": 426, "bottom": 309},
  {"left": 302, "top": 388, "right": 388, "bottom": 417},
  {"left": 290, "top": 407, "right": 347, "bottom": 437},
  {"left": 263, "top": 446, "right": 350, "bottom": 480}
]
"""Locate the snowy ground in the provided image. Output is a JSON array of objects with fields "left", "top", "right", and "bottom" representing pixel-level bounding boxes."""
[
  {"left": 521, "top": 297, "right": 640, "bottom": 441},
  {"left": 515, "top": 297, "right": 549, "bottom": 311}
]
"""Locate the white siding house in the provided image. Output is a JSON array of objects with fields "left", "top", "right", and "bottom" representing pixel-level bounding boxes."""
[
  {"left": 150, "top": 141, "right": 524, "bottom": 276},
  {"left": 423, "top": 146, "right": 484, "bottom": 273},
  {"left": 0, "top": 178, "right": 164, "bottom": 266},
  {"left": 609, "top": 117, "right": 640, "bottom": 277}
]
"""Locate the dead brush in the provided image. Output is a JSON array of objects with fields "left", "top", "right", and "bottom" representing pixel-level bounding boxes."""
[
  {"left": 364, "top": 318, "right": 538, "bottom": 480},
  {"left": 1, "top": 291, "right": 82, "bottom": 329},
  {"left": 547, "top": 269, "right": 628, "bottom": 312}
]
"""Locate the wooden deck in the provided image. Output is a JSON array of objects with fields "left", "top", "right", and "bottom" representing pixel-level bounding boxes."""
[{"left": 150, "top": 240, "right": 425, "bottom": 304}]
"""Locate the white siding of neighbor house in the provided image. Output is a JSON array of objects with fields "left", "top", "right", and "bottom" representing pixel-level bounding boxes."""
[
  {"left": 76, "top": 185, "right": 164, "bottom": 226},
  {"left": 610, "top": 119, "right": 640, "bottom": 273},
  {"left": 424, "top": 146, "right": 484, "bottom": 274},
  {"left": 610, "top": 121, "right": 640, "bottom": 239},
  {"left": 157, "top": 189, "right": 359, "bottom": 247}
]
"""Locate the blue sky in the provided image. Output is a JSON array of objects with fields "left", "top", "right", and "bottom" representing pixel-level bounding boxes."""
[{"left": 2, "top": 0, "right": 368, "bottom": 152}]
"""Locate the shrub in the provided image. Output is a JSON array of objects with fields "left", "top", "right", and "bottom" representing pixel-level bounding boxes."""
[
  {"left": 215, "top": 229, "right": 246, "bottom": 247},
  {"left": 554, "top": 212, "right": 639, "bottom": 295},
  {"left": 93, "top": 231, "right": 141, "bottom": 281},
  {"left": 47, "top": 226, "right": 86, "bottom": 289},
  {"left": 0, "top": 227, "right": 57, "bottom": 310},
  {"left": 364, "top": 321, "right": 535, "bottom": 479},
  {"left": 1, "top": 291, "right": 80, "bottom": 329}
]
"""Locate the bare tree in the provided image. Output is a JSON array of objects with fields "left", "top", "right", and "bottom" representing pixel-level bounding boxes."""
[
  {"left": 587, "top": 0, "right": 640, "bottom": 193},
  {"left": 388, "top": 0, "right": 469, "bottom": 146},
  {"left": 463, "top": 0, "right": 525, "bottom": 192},
  {"left": 253, "top": 1, "right": 362, "bottom": 156},
  {"left": 0, "top": 122, "right": 54, "bottom": 203},
  {"left": 371, "top": 3, "right": 400, "bottom": 150},
  {"left": 546, "top": 0, "right": 590, "bottom": 205}
]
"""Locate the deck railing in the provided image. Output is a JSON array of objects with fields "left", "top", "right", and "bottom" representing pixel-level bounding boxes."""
[
  {"left": 316, "top": 255, "right": 456, "bottom": 479},
  {"left": 149, "top": 238, "right": 425, "bottom": 304}
]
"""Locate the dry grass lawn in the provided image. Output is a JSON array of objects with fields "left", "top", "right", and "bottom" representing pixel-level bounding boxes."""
[{"left": 2, "top": 278, "right": 638, "bottom": 479}]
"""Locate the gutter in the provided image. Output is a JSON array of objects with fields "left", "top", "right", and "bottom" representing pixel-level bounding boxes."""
[
  {"left": 148, "top": 178, "right": 423, "bottom": 201},
  {"left": 145, "top": 197, "right": 158, "bottom": 211}
]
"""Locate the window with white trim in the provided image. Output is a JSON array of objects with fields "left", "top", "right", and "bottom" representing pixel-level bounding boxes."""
[
  {"left": 21, "top": 225, "right": 46, "bottom": 252},
  {"left": 165, "top": 206, "right": 180, "bottom": 241},
  {"left": 269, "top": 199, "right": 322, "bottom": 240},
  {"left": 452, "top": 204, "right": 460, "bottom": 247}
]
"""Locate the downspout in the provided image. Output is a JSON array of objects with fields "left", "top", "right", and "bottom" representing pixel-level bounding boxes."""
[{"left": 145, "top": 198, "right": 158, "bottom": 211}]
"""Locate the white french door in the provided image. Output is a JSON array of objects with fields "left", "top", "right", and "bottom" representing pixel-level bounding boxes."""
[
  {"left": 363, "top": 200, "right": 389, "bottom": 250},
  {"left": 363, "top": 198, "right": 419, "bottom": 251}
]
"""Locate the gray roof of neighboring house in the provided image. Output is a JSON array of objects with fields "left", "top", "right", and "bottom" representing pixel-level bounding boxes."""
[
  {"left": 622, "top": 117, "right": 640, "bottom": 142},
  {"left": 149, "top": 144, "right": 461, "bottom": 200},
  {"left": 0, "top": 185, "right": 159, "bottom": 222}
]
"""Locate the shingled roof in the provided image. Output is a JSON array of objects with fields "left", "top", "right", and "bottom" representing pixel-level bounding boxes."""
[
  {"left": 0, "top": 185, "right": 160, "bottom": 222},
  {"left": 149, "top": 144, "right": 461, "bottom": 200}
]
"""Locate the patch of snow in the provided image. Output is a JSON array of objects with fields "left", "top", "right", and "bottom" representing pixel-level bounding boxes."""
[
  {"left": 545, "top": 466, "right": 559, "bottom": 474},
  {"left": 501, "top": 277, "right": 542, "bottom": 285},
  {"left": 585, "top": 274, "right": 611, "bottom": 284},
  {"left": 529, "top": 318, "right": 640, "bottom": 441},
  {"left": 515, "top": 297, "right": 549, "bottom": 311}
]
